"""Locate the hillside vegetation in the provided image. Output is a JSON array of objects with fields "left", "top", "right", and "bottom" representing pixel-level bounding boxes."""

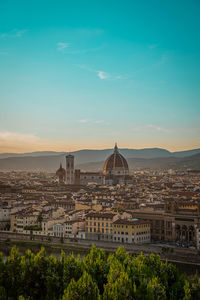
[{"left": 0, "top": 245, "right": 200, "bottom": 299}]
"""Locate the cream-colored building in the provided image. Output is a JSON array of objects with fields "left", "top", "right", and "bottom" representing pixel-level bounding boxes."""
[
  {"left": 85, "top": 212, "right": 117, "bottom": 241},
  {"left": 113, "top": 219, "right": 151, "bottom": 244}
]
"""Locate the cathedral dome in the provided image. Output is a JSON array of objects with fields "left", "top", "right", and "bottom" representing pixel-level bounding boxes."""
[
  {"left": 103, "top": 144, "right": 129, "bottom": 175},
  {"left": 56, "top": 163, "right": 66, "bottom": 177}
]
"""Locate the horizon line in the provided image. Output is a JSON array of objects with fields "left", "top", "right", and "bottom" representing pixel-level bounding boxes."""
[{"left": 0, "top": 146, "right": 200, "bottom": 155}]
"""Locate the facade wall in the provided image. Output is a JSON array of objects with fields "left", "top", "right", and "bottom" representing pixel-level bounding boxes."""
[
  {"left": 0, "top": 207, "right": 10, "bottom": 221},
  {"left": 80, "top": 173, "right": 103, "bottom": 185},
  {"left": 113, "top": 222, "right": 150, "bottom": 244},
  {"left": 133, "top": 204, "right": 200, "bottom": 247},
  {"left": 85, "top": 213, "right": 115, "bottom": 241}
]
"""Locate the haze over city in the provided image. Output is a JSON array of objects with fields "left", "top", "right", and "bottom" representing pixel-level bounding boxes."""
[{"left": 0, "top": 0, "right": 200, "bottom": 152}]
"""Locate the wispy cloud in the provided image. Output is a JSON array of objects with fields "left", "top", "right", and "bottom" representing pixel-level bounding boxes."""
[
  {"left": 0, "top": 131, "right": 38, "bottom": 143},
  {"left": 76, "top": 65, "right": 127, "bottom": 81},
  {"left": 0, "top": 33, "right": 7, "bottom": 39},
  {"left": 96, "top": 70, "right": 129, "bottom": 81},
  {"left": 132, "top": 124, "right": 170, "bottom": 133},
  {"left": 148, "top": 44, "right": 158, "bottom": 49},
  {"left": 0, "top": 131, "right": 68, "bottom": 153},
  {"left": 147, "top": 124, "right": 170, "bottom": 133},
  {"left": 58, "top": 44, "right": 104, "bottom": 55},
  {"left": 0, "top": 51, "right": 8, "bottom": 55},
  {"left": 57, "top": 42, "right": 71, "bottom": 52},
  {"left": 95, "top": 120, "right": 105, "bottom": 124},
  {"left": 77, "top": 119, "right": 108, "bottom": 125},
  {"left": 0, "top": 29, "right": 27, "bottom": 39},
  {"left": 14, "top": 30, "right": 27, "bottom": 37},
  {"left": 97, "top": 71, "right": 109, "bottom": 80},
  {"left": 78, "top": 119, "right": 89, "bottom": 123}
]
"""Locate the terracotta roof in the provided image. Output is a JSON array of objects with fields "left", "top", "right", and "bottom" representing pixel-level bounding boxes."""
[
  {"left": 113, "top": 219, "right": 150, "bottom": 225},
  {"left": 86, "top": 212, "right": 116, "bottom": 218},
  {"left": 103, "top": 144, "right": 129, "bottom": 172},
  {"left": 56, "top": 164, "right": 66, "bottom": 176}
]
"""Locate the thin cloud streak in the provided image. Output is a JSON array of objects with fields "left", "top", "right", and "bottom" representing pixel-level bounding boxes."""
[
  {"left": 132, "top": 125, "right": 170, "bottom": 133},
  {"left": 76, "top": 64, "right": 128, "bottom": 81},
  {"left": 57, "top": 42, "right": 71, "bottom": 51},
  {"left": 97, "top": 71, "right": 109, "bottom": 80},
  {"left": 78, "top": 119, "right": 89, "bottom": 123},
  {"left": 147, "top": 124, "right": 170, "bottom": 133},
  {"left": 0, "top": 29, "right": 27, "bottom": 39}
]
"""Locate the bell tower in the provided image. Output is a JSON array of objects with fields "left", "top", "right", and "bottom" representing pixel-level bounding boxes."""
[{"left": 66, "top": 155, "right": 74, "bottom": 185}]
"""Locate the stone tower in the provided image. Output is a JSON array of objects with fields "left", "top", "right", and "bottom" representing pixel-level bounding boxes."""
[{"left": 66, "top": 155, "right": 74, "bottom": 185}]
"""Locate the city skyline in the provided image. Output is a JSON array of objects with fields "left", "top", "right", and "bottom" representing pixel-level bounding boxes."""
[{"left": 0, "top": 0, "right": 200, "bottom": 153}]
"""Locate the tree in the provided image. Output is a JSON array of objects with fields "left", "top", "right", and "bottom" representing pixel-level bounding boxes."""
[
  {"left": 83, "top": 245, "right": 109, "bottom": 294},
  {"left": 62, "top": 271, "right": 100, "bottom": 300},
  {"left": 103, "top": 271, "right": 132, "bottom": 300},
  {"left": 37, "top": 212, "right": 43, "bottom": 226},
  {"left": 0, "top": 246, "right": 199, "bottom": 299}
]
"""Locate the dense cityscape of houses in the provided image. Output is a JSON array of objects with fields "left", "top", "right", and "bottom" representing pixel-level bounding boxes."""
[{"left": 0, "top": 167, "right": 200, "bottom": 248}]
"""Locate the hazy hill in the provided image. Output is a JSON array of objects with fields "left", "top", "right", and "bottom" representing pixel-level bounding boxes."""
[
  {"left": 0, "top": 147, "right": 200, "bottom": 163},
  {"left": 0, "top": 152, "right": 199, "bottom": 172},
  {"left": 77, "top": 154, "right": 200, "bottom": 171}
]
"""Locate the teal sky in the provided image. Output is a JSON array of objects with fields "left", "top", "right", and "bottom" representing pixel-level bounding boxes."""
[{"left": 0, "top": 0, "right": 200, "bottom": 152}]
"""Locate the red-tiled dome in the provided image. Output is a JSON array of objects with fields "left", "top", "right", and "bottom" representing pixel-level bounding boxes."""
[
  {"left": 103, "top": 144, "right": 129, "bottom": 173},
  {"left": 56, "top": 163, "right": 66, "bottom": 176}
]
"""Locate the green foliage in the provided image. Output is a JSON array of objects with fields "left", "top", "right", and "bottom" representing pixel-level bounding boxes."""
[
  {"left": 0, "top": 245, "right": 199, "bottom": 300},
  {"left": 24, "top": 225, "right": 42, "bottom": 231},
  {"left": 62, "top": 271, "right": 100, "bottom": 300}
]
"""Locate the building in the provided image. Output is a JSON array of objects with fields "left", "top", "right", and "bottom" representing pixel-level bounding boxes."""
[
  {"left": 113, "top": 218, "right": 151, "bottom": 244},
  {"left": 85, "top": 212, "right": 116, "bottom": 241},
  {"left": 75, "top": 170, "right": 103, "bottom": 185},
  {"left": 55, "top": 143, "right": 132, "bottom": 186},
  {"left": 66, "top": 155, "right": 74, "bottom": 185},
  {"left": 56, "top": 164, "right": 66, "bottom": 184},
  {"left": 132, "top": 199, "right": 200, "bottom": 247},
  {"left": 103, "top": 143, "right": 132, "bottom": 185}
]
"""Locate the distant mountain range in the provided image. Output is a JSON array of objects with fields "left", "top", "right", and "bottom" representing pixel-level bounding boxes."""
[{"left": 0, "top": 148, "right": 200, "bottom": 171}]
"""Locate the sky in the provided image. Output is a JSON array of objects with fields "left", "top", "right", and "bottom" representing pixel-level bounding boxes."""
[{"left": 0, "top": 0, "right": 200, "bottom": 153}]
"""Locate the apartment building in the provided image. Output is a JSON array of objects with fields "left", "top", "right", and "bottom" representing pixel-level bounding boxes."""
[
  {"left": 113, "top": 219, "right": 151, "bottom": 244},
  {"left": 85, "top": 212, "right": 117, "bottom": 241}
]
